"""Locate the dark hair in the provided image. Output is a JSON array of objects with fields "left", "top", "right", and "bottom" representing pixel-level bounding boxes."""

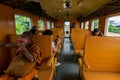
[
  {"left": 42, "top": 29, "right": 53, "bottom": 35},
  {"left": 92, "top": 28, "right": 99, "bottom": 35},
  {"left": 29, "top": 26, "right": 38, "bottom": 34},
  {"left": 93, "top": 28, "right": 99, "bottom": 32},
  {"left": 71, "top": 22, "right": 76, "bottom": 28},
  {"left": 21, "top": 31, "right": 33, "bottom": 39}
]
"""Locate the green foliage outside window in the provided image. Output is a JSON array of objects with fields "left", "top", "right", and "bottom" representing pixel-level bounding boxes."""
[
  {"left": 15, "top": 15, "right": 31, "bottom": 34},
  {"left": 93, "top": 20, "right": 99, "bottom": 29},
  {"left": 38, "top": 19, "right": 44, "bottom": 30},
  {"left": 108, "top": 24, "right": 120, "bottom": 34}
]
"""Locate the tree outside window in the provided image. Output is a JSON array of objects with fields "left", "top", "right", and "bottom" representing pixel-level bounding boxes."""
[
  {"left": 15, "top": 15, "right": 31, "bottom": 34},
  {"left": 38, "top": 19, "right": 44, "bottom": 30},
  {"left": 107, "top": 15, "right": 120, "bottom": 36},
  {"left": 92, "top": 19, "right": 99, "bottom": 31}
]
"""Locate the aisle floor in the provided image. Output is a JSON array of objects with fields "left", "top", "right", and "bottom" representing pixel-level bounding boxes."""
[{"left": 53, "top": 38, "right": 81, "bottom": 80}]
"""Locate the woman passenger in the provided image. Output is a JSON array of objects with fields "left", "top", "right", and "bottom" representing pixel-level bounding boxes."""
[{"left": 4, "top": 31, "right": 42, "bottom": 80}]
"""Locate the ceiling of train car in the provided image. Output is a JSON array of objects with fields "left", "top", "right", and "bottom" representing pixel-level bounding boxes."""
[
  {"left": 2, "top": 0, "right": 120, "bottom": 21},
  {"left": 30, "top": 0, "right": 112, "bottom": 19}
]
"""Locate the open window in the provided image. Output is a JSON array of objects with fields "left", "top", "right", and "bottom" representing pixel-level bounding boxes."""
[
  {"left": 106, "top": 15, "right": 120, "bottom": 36},
  {"left": 85, "top": 21, "right": 89, "bottom": 30},
  {"left": 38, "top": 19, "right": 44, "bottom": 31},
  {"left": 51, "top": 22, "right": 54, "bottom": 28},
  {"left": 81, "top": 22, "right": 84, "bottom": 29},
  {"left": 47, "top": 21, "right": 51, "bottom": 29},
  {"left": 15, "top": 14, "right": 31, "bottom": 35},
  {"left": 92, "top": 19, "right": 99, "bottom": 31}
]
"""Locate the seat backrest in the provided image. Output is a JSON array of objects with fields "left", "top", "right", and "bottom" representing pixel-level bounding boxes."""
[
  {"left": 0, "top": 34, "right": 20, "bottom": 73},
  {"left": 84, "top": 36, "right": 120, "bottom": 72},
  {"left": 8, "top": 34, "right": 20, "bottom": 59},
  {"left": 32, "top": 35, "right": 52, "bottom": 59},
  {"left": 75, "top": 30, "right": 92, "bottom": 50},
  {"left": 51, "top": 29, "right": 60, "bottom": 41},
  {"left": 0, "top": 47, "right": 10, "bottom": 73},
  {"left": 71, "top": 28, "right": 82, "bottom": 42}
]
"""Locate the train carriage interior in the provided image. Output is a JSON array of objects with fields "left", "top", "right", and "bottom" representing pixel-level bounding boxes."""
[{"left": 0, "top": 0, "right": 120, "bottom": 80}]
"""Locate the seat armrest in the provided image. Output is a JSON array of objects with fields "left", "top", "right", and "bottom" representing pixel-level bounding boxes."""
[
  {"left": 83, "top": 58, "right": 90, "bottom": 68},
  {"left": 47, "top": 56, "right": 53, "bottom": 66}
]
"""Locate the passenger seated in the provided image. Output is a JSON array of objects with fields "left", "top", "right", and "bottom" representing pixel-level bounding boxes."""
[
  {"left": 54, "top": 35, "right": 60, "bottom": 49},
  {"left": 42, "top": 29, "right": 61, "bottom": 67},
  {"left": 92, "top": 28, "right": 103, "bottom": 36},
  {"left": 54, "top": 35, "right": 61, "bottom": 66},
  {"left": 4, "top": 31, "right": 42, "bottom": 80},
  {"left": 30, "top": 26, "right": 38, "bottom": 35}
]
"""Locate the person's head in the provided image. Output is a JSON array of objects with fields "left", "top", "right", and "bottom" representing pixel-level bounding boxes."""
[
  {"left": 93, "top": 28, "right": 100, "bottom": 36},
  {"left": 29, "top": 26, "right": 38, "bottom": 34},
  {"left": 17, "top": 31, "right": 33, "bottom": 45},
  {"left": 42, "top": 29, "right": 53, "bottom": 35},
  {"left": 73, "top": 22, "right": 75, "bottom": 24},
  {"left": 32, "top": 26, "right": 37, "bottom": 29},
  {"left": 71, "top": 22, "right": 76, "bottom": 28}
]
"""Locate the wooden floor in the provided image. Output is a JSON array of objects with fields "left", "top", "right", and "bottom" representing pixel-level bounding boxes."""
[{"left": 53, "top": 38, "right": 81, "bottom": 80}]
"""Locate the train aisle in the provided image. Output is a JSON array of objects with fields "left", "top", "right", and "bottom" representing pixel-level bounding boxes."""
[{"left": 53, "top": 38, "right": 81, "bottom": 80}]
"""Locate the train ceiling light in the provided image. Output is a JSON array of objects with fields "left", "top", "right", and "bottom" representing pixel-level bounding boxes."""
[{"left": 63, "top": 1, "right": 72, "bottom": 9}]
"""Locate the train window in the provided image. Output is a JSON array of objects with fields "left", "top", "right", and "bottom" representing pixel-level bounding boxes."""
[
  {"left": 51, "top": 22, "right": 54, "bottom": 28},
  {"left": 106, "top": 15, "right": 120, "bottom": 36},
  {"left": 85, "top": 21, "right": 89, "bottom": 30},
  {"left": 92, "top": 19, "right": 99, "bottom": 31},
  {"left": 15, "top": 15, "right": 31, "bottom": 34},
  {"left": 47, "top": 21, "right": 51, "bottom": 29},
  {"left": 81, "top": 22, "right": 84, "bottom": 29},
  {"left": 38, "top": 19, "right": 44, "bottom": 30}
]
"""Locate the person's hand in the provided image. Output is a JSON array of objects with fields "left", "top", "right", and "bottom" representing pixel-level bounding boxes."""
[
  {"left": 17, "top": 38, "right": 28, "bottom": 45},
  {"left": 99, "top": 31, "right": 103, "bottom": 36},
  {"left": 18, "top": 42, "right": 25, "bottom": 50}
]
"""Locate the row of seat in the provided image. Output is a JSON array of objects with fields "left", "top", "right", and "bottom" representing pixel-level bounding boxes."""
[
  {"left": 78, "top": 36, "right": 120, "bottom": 80},
  {"left": 71, "top": 28, "right": 92, "bottom": 60},
  {"left": 0, "top": 28, "right": 63, "bottom": 80},
  {"left": 71, "top": 28, "right": 120, "bottom": 80}
]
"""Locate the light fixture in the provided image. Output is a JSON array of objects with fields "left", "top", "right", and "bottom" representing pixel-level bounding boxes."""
[{"left": 63, "top": 1, "right": 72, "bottom": 9}]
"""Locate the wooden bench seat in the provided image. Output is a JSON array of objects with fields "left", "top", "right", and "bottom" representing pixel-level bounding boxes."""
[
  {"left": 38, "top": 70, "right": 53, "bottom": 80},
  {"left": 0, "top": 69, "right": 37, "bottom": 80},
  {"left": 6, "top": 34, "right": 55, "bottom": 80},
  {"left": 73, "top": 29, "right": 91, "bottom": 60},
  {"left": 18, "top": 69, "right": 38, "bottom": 80},
  {"left": 0, "top": 74, "right": 15, "bottom": 80},
  {"left": 0, "top": 34, "right": 57, "bottom": 80},
  {"left": 83, "top": 71, "right": 120, "bottom": 80},
  {"left": 79, "top": 36, "right": 120, "bottom": 80}
]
